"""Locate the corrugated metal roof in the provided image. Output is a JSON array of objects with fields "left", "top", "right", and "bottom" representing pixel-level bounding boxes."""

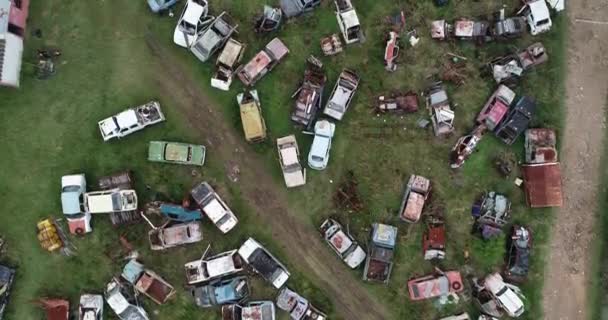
[{"left": 522, "top": 163, "right": 563, "bottom": 208}]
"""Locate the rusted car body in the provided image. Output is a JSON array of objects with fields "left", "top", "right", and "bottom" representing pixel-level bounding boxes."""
[
  {"left": 238, "top": 38, "right": 289, "bottom": 86},
  {"left": 211, "top": 38, "right": 246, "bottom": 91},
  {"left": 426, "top": 82, "right": 454, "bottom": 136},
  {"left": 148, "top": 221, "right": 203, "bottom": 250},
  {"left": 362, "top": 223, "right": 398, "bottom": 284},
  {"left": 320, "top": 34, "right": 343, "bottom": 56},
  {"left": 407, "top": 270, "right": 464, "bottom": 301},
  {"left": 432, "top": 19, "right": 490, "bottom": 42},
  {"left": 384, "top": 31, "right": 399, "bottom": 71},
  {"left": 98, "top": 170, "right": 134, "bottom": 191},
  {"left": 423, "top": 217, "right": 446, "bottom": 260},
  {"left": 476, "top": 85, "right": 516, "bottom": 130},
  {"left": 450, "top": 124, "right": 487, "bottom": 169},
  {"left": 504, "top": 225, "right": 532, "bottom": 282},
  {"left": 488, "top": 42, "right": 548, "bottom": 84},
  {"left": 376, "top": 92, "right": 418, "bottom": 114},
  {"left": 398, "top": 175, "right": 431, "bottom": 223},
  {"left": 291, "top": 56, "right": 327, "bottom": 128},
  {"left": 471, "top": 191, "right": 511, "bottom": 239}
]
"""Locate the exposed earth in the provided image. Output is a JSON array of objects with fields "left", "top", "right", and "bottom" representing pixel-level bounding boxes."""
[{"left": 542, "top": 0, "right": 608, "bottom": 319}]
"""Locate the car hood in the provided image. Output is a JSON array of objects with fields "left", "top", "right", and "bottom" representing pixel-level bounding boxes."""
[
  {"left": 344, "top": 245, "right": 366, "bottom": 268},
  {"left": 190, "top": 145, "right": 206, "bottom": 165},
  {"left": 280, "top": 0, "right": 302, "bottom": 17}
]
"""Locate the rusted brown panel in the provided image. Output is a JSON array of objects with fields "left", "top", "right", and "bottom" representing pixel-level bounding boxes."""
[{"left": 522, "top": 163, "right": 563, "bottom": 208}]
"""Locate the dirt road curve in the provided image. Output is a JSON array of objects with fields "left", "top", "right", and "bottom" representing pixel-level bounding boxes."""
[
  {"left": 542, "top": 1, "right": 608, "bottom": 319},
  {"left": 145, "top": 36, "right": 391, "bottom": 320}
]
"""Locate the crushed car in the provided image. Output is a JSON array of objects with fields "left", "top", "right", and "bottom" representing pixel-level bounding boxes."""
[
  {"left": 105, "top": 278, "right": 149, "bottom": 320},
  {"left": 495, "top": 96, "right": 536, "bottom": 145},
  {"left": 238, "top": 238, "right": 290, "bottom": 289},
  {"left": 476, "top": 85, "right": 516, "bottom": 131},
  {"left": 78, "top": 294, "right": 103, "bottom": 320},
  {"left": 376, "top": 91, "right": 419, "bottom": 114},
  {"left": 335, "top": 0, "right": 363, "bottom": 44},
  {"left": 185, "top": 249, "right": 244, "bottom": 285},
  {"left": 426, "top": 82, "right": 455, "bottom": 136},
  {"left": 407, "top": 269, "right": 464, "bottom": 301},
  {"left": 319, "top": 218, "right": 366, "bottom": 268},
  {"left": 488, "top": 42, "right": 548, "bottom": 85},
  {"left": 189, "top": 276, "right": 250, "bottom": 308},
  {"left": 323, "top": 68, "right": 360, "bottom": 121},
  {"left": 431, "top": 19, "right": 490, "bottom": 42},
  {"left": 148, "top": 141, "right": 206, "bottom": 166},
  {"left": 363, "top": 223, "right": 398, "bottom": 284},
  {"left": 276, "top": 287, "right": 327, "bottom": 320},
  {"left": 173, "top": 0, "right": 210, "bottom": 48},
  {"left": 479, "top": 273, "right": 525, "bottom": 317},
  {"left": 398, "top": 175, "right": 431, "bottom": 223},
  {"left": 238, "top": 37, "right": 289, "bottom": 86},
  {"left": 291, "top": 56, "right": 326, "bottom": 129},
  {"left": 471, "top": 191, "right": 511, "bottom": 239},
  {"left": 121, "top": 260, "right": 176, "bottom": 305},
  {"left": 190, "top": 182, "right": 239, "bottom": 233},
  {"left": 211, "top": 38, "right": 245, "bottom": 91},
  {"left": 147, "top": 221, "right": 203, "bottom": 250},
  {"left": 238, "top": 90, "right": 267, "bottom": 143},
  {"left": 277, "top": 135, "right": 307, "bottom": 188},
  {"left": 61, "top": 174, "right": 91, "bottom": 235},
  {"left": 98, "top": 101, "right": 165, "bottom": 141},
  {"left": 450, "top": 124, "right": 487, "bottom": 169},
  {"left": 280, "top": 0, "right": 320, "bottom": 18},
  {"left": 504, "top": 225, "right": 532, "bottom": 282},
  {"left": 222, "top": 301, "right": 276, "bottom": 320},
  {"left": 190, "top": 12, "right": 238, "bottom": 62},
  {"left": 307, "top": 120, "right": 336, "bottom": 171}
]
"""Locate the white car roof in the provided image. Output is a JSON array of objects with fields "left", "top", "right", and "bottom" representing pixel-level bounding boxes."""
[
  {"left": 106, "top": 288, "right": 129, "bottom": 314},
  {"left": 184, "top": 1, "right": 206, "bottom": 25},
  {"left": 310, "top": 136, "right": 330, "bottom": 158},
  {"left": 99, "top": 118, "right": 118, "bottom": 136},
  {"left": 329, "top": 86, "right": 354, "bottom": 109},
  {"left": 344, "top": 245, "right": 366, "bottom": 268},
  {"left": 206, "top": 255, "right": 237, "bottom": 277},
  {"left": 529, "top": 0, "right": 550, "bottom": 21},
  {"left": 280, "top": 146, "right": 299, "bottom": 166},
  {"left": 203, "top": 198, "right": 229, "bottom": 223},
  {"left": 86, "top": 193, "right": 115, "bottom": 212},
  {"left": 61, "top": 174, "right": 85, "bottom": 188},
  {"left": 115, "top": 109, "right": 139, "bottom": 128},
  {"left": 341, "top": 10, "right": 360, "bottom": 28}
]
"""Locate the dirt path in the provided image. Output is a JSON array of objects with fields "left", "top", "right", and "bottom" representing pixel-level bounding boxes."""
[
  {"left": 542, "top": 1, "right": 608, "bottom": 319},
  {"left": 145, "top": 35, "right": 391, "bottom": 320}
]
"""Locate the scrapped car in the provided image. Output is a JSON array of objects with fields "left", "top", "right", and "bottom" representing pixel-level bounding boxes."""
[
  {"left": 450, "top": 124, "right": 487, "bottom": 169},
  {"left": 98, "top": 101, "right": 165, "bottom": 141},
  {"left": 495, "top": 96, "right": 536, "bottom": 145},
  {"left": 0, "top": 265, "right": 15, "bottom": 320},
  {"left": 398, "top": 175, "right": 431, "bottom": 223},
  {"left": 376, "top": 92, "right": 419, "bottom": 114},
  {"left": 525, "top": 128, "right": 558, "bottom": 164},
  {"left": 520, "top": 0, "right": 552, "bottom": 36},
  {"left": 189, "top": 276, "right": 250, "bottom": 308},
  {"left": 105, "top": 278, "right": 149, "bottom": 320},
  {"left": 505, "top": 226, "right": 531, "bottom": 282},
  {"left": 426, "top": 82, "right": 454, "bottom": 136},
  {"left": 277, "top": 135, "right": 306, "bottom": 188},
  {"left": 211, "top": 38, "right": 245, "bottom": 91},
  {"left": 323, "top": 68, "right": 359, "bottom": 121},
  {"left": 471, "top": 191, "right": 511, "bottom": 239},
  {"left": 407, "top": 270, "right": 464, "bottom": 301},
  {"left": 255, "top": 6, "right": 282, "bottom": 33},
  {"left": 483, "top": 273, "right": 525, "bottom": 317},
  {"left": 173, "top": 0, "right": 210, "bottom": 48},
  {"left": 185, "top": 249, "right": 245, "bottom": 284},
  {"left": 121, "top": 260, "right": 176, "bottom": 305},
  {"left": 476, "top": 85, "right": 516, "bottom": 130},
  {"left": 148, "top": 221, "right": 203, "bottom": 250},
  {"left": 291, "top": 56, "right": 326, "bottom": 128},
  {"left": 363, "top": 223, "right": 398, "bottom": 283},
  {"left": 276, "top": 287, "right": 327, "bottom": 320},
  {"left": 190, "top": 182, "right": 239, "bottom": 233},
  {"left": 61, "top": 174, "right": 91, "bottom": 235},
  {"left": 238, "top": 38, "right": 289, "bottom": 86},
  {"left": 489, "top": 42, "right": 548, "bottom": 84},
  {"left": 147, "top": 0, "right": 179, "bottom": 13},
  {"left": 148, "top": 141, "right": 206, "bottom": 166},
  {"left": 280, "top": 0, "right": 321, "bottom": 18},
  {"left": 492, "top": 14, "right": 526, "bottom": 39},
  {"left": 384, "top": 31, "right": 399, "bottom": 71},
  {"left": 238, "top": 90, "right": 267, "bottom": 143},
  {"left": 319, "top": 218, "right": 366, "bottom": 268},
  {"left": 83, "top": 189, "right": 138, "bottom": 214},
  {"left": 160, "top": 203, "right": 202, "bottom": 222},
  {"left": 335, "top": 0, "right": 363, "bottom": 44},
  {"left": 431, "top": 19, "right": 490, "bottom": 42},
  {"left": 190, "top": 12, "right": 238, "bottom": 62},
  {"left": 320, "top": 34, "right": 343, "bottom": 56},
  {"left": 238, "top": 238, "right": 290, "bottom": 289},
  {"left": 307, "top": 120, "right": 336, "bottom": 170},
  {"left": 78, "top": 294, "right": 103, "bottom": 320},
  {"left": 423, "top": 217, "right": 446, "bottom": 260},
  {"left": 222, "top": 301, "right": 276, "bottom": 320},
  {"left": 97, "top": 170, "right": 134, "bottom": 191}
]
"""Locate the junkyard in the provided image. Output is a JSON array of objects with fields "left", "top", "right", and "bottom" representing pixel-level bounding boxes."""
[{"left": 1, "top": 0, "right": 608, "bottom": 320}]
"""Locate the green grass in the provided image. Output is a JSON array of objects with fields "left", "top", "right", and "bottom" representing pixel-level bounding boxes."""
[{"left": 0, "top": 0, "right": 566, "bottom": 319}]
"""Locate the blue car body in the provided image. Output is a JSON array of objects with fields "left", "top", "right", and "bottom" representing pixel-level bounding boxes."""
[
  {"left": 147, "top": 0, "right": 180, "bottom": 13},
  {"left": 160, "top": 203, "right": 203, "bottom": 222}
]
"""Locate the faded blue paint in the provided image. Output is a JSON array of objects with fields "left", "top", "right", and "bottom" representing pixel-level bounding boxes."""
[{"left": 160, "top": 203, "right": 202, "bottom": 222}]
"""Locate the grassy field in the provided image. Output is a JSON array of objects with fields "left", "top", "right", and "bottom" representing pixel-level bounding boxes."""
[{"left": 0, "top": 1, "right": 565, "bottom": 319}]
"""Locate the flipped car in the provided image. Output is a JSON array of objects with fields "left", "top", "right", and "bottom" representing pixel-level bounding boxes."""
[
  {"left": 173, "top": 0, "right": 210, "bottom": 48},
  {"left": 238, "top": 238, "right": 290, "bottom": 289},
  {"left": 319, "top": 218, "right": 366, "bottom": 268},
  {"left": 307, "top": 120, "right": 336, "bottom": 170},
  {"left": 148, "top": 141, "right": 206, "bottom": 166}
]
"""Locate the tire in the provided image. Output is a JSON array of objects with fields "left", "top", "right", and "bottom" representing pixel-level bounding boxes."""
[
  {"left": 75, "top": 228, "right": 85, "bottom": 235},
  {"left": 452, "top": 281, "right": 462, "bottom": 291}
]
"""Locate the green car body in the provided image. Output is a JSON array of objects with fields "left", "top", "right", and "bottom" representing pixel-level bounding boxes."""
[{"left": 148, "top": 141, "right": 206, "bottom": 166}]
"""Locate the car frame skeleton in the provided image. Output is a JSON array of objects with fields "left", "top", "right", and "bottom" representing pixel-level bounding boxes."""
[{"left": 291, "top": 56, "right": 327, "bottom": 129}]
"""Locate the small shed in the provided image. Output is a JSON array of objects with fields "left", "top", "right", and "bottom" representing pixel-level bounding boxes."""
[{"left": 521, "top": 163, "right": 563, "bottom": 208}]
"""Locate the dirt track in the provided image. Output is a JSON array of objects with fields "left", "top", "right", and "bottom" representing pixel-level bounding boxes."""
[
  {"left": 145, "top": 35, "right": 391, "bottom": 320},
  {"left": 542, "top": 1, "right": 608, "bottom": 319}
]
